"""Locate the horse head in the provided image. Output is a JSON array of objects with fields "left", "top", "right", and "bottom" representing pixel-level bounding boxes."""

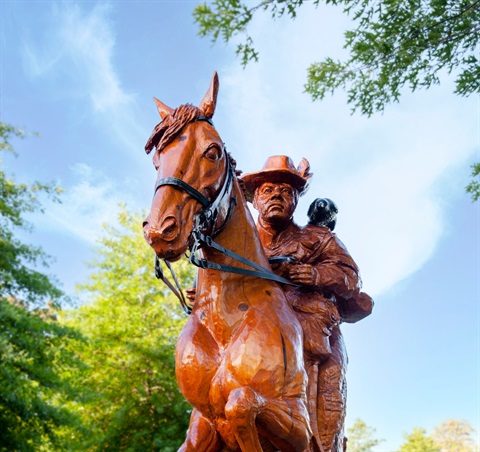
[{"left": 143, "top": 72, "right": 231, "bottom": 261}]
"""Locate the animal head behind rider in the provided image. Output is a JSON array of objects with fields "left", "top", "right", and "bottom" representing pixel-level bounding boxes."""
[{"left": 307, "top": 198, "right": 338, "bottom": 231}]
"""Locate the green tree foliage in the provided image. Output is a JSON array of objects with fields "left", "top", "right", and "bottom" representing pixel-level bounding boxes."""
[
  {"left": 0, "top": 122, "right": 63, "bottom": 306},
  {"left": 465, "top": 163, "right": 480, "bottom": 202},
  {"left": 193, "top": 0, "right": 480, "bottom": 115},
  {"left": 0, "top": 300, "right": 84, "bottom": 452},
  {"left": 62, "top": 208, "right": 193, "bottom": 451},
  {"left": 431, "top": 419, "right": 478, "bottom": 452},
  {"left": 347, "top": 418, "right": 384, "bottom": 452},
  {"left": 0, "top": 122, "right": 82, "bottom": 451},
  {"left": 398, "top": 427, "right": 441, "bottom": 452}
]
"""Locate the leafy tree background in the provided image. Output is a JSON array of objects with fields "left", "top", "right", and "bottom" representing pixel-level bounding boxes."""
[
  {"left": 343, "top": 418, "right": 478, "bottom": 451},
  {"left": 431, "top": 419, "right": 478, "bottom": 452},
  {"left": 1, "top": 124, "right": 192, "bottom": 451},
  {"left": 0, "top": 301, "right": 84, "bottom": 452},
  {"left": 347, "top": 418, "right": 384, "bottom": 452},
  {"left": 397, "top": 427, "right": 441, "bottom": 452},
  {"left": 0, "top": 123, "right": 82, "bottom": 451},
  {"left": 194, "top": 0, "right": 479, "bottom": 114},
  {"left": 397, "top": 421, "right": 479, "bottom": 452},
  {"left": 61, "top": 209, "right": 193, "bottom": 451},
  {"left": 0, "top": 122, "right": 63, "bottom": 306}
]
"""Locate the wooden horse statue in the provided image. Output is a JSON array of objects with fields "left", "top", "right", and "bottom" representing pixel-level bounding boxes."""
[{"left": 142, "top": 72, "right": 312, "bottom": 451}]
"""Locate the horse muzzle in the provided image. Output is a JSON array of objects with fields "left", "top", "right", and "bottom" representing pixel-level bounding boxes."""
[{"left": 142, "top": 214, "right": 188, "bottom": 261}]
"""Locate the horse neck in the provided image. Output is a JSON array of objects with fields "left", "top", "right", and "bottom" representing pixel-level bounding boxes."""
[{"left": 194, "top": 180, "right": 273, "bottom": 341}]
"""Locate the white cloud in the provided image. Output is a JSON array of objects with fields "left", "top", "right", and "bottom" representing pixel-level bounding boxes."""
[
  {"left": 41, "top": 163, "right": 134, "bottom": 244},
  {"left": 17, "top": 1, "right": 152, "bottom": 244},
  {"left": 22, "top": 1, "right": 145, "bottom": 153},
  {"left": 57, "top": 2, "right": 135, "bottom": 113},
  {"left": 218, "top": 3, "right": 478, "bottom": 297},
  {"left": 23, "top": 2, "right": 130, "bottom": 111}
]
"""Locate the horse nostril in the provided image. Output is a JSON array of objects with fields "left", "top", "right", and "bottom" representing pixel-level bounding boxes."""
[
  {"left": 159, "top": 216, "right": 179, "bottom": 241},
  {"left": 142, "top": 215, "right": 150, "bottom": 230}
]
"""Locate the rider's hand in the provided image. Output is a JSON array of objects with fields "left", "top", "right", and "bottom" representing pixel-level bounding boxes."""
[{"left": 289, "top": 264, "right": 317, "bottom": 286}]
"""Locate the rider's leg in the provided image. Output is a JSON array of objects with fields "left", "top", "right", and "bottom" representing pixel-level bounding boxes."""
[
  {"left": 179, "top": 408, "right": 222, "bottom": 452},
  {"left": 316, "top": 329, "right": 347, "bottom": 452},
  {"left": 306, "top": 360, "right": 325, "bottom": 452}
]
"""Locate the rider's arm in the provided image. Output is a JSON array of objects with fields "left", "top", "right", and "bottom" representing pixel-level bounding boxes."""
[{"left": 289, "top": 230, "right": 361, "bottom": 301}]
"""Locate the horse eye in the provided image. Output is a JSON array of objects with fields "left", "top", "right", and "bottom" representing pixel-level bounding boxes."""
[{"left": 204, "top": 145, "right": 221, "bottom": 161}]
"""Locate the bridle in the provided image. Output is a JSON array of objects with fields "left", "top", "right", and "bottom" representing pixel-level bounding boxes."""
[{"left": 152, "top": 116, "right": 296, "bottom": 314}]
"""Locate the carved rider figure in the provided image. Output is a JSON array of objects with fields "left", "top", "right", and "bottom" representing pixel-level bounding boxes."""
[{"left": 241, "top": 156, "right": 373, "bottom": 452}]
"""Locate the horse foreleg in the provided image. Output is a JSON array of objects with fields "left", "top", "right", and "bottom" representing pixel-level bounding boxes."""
[
  {"left": 225, "top": 387, "right": 265, "bottom": 451},
  {"left": 179, "top": 408, "right": 222, "bottom": 452},
  {"left": 256, "top": 397, "right": 312, "bottom": 452},
  {"left": 225, "top": 387, "right": 312, "bottom": 452}
]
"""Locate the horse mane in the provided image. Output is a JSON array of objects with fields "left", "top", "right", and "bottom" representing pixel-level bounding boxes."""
[
  {"left": 145, "top": 103, "right": 242, "bottom": 181},
  {"left": 145, "top": 104, "right": 203, "bottom": 155}
]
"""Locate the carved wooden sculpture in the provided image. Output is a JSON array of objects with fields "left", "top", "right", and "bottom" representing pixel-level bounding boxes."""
[
  {"left": 143, "top": 73, "right": 312, "bottom": 451},
  {"left": 241, "top": 157, "right": 373, "bottom": 452}
]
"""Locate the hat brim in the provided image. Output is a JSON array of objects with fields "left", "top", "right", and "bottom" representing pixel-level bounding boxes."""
[{"left": 241, "top": 169, "right": 308, "bottom": 202}]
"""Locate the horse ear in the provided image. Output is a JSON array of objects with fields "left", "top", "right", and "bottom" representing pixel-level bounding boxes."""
[
  {"left": 153, "top": 97, "right": 173, "bottom": 120},
  {"left": 199, "top": 72, "right": 219, "bottom": 118}
]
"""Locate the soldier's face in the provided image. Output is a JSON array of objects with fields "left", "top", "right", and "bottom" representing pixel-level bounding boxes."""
[{"left": 253, "top": 182, "right": 298, "bottom": 225}]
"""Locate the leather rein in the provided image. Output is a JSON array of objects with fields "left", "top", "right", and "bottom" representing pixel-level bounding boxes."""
[{"left": 153, "top": 117, "right": 296, "bottom": 314}]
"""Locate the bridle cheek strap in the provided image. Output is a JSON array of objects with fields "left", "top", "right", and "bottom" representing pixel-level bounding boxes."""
[
  {"left": 153, "top": 176, "right": 211, "bottom": 315},
  {"left": 152, "top": 150, "right": 231, "bottom": 315}
]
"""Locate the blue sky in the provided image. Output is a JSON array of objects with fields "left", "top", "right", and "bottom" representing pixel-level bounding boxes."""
[{"left": 1, "top": 1, "right": 479, "bottom": 449}]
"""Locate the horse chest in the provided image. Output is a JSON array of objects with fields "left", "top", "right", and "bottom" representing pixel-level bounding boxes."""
[
  {"left": 175, "top": 316, "right": 221, "bottom": 412},
  {"left": 195, "top": 289, "right": 248, "bottom": 347}
]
